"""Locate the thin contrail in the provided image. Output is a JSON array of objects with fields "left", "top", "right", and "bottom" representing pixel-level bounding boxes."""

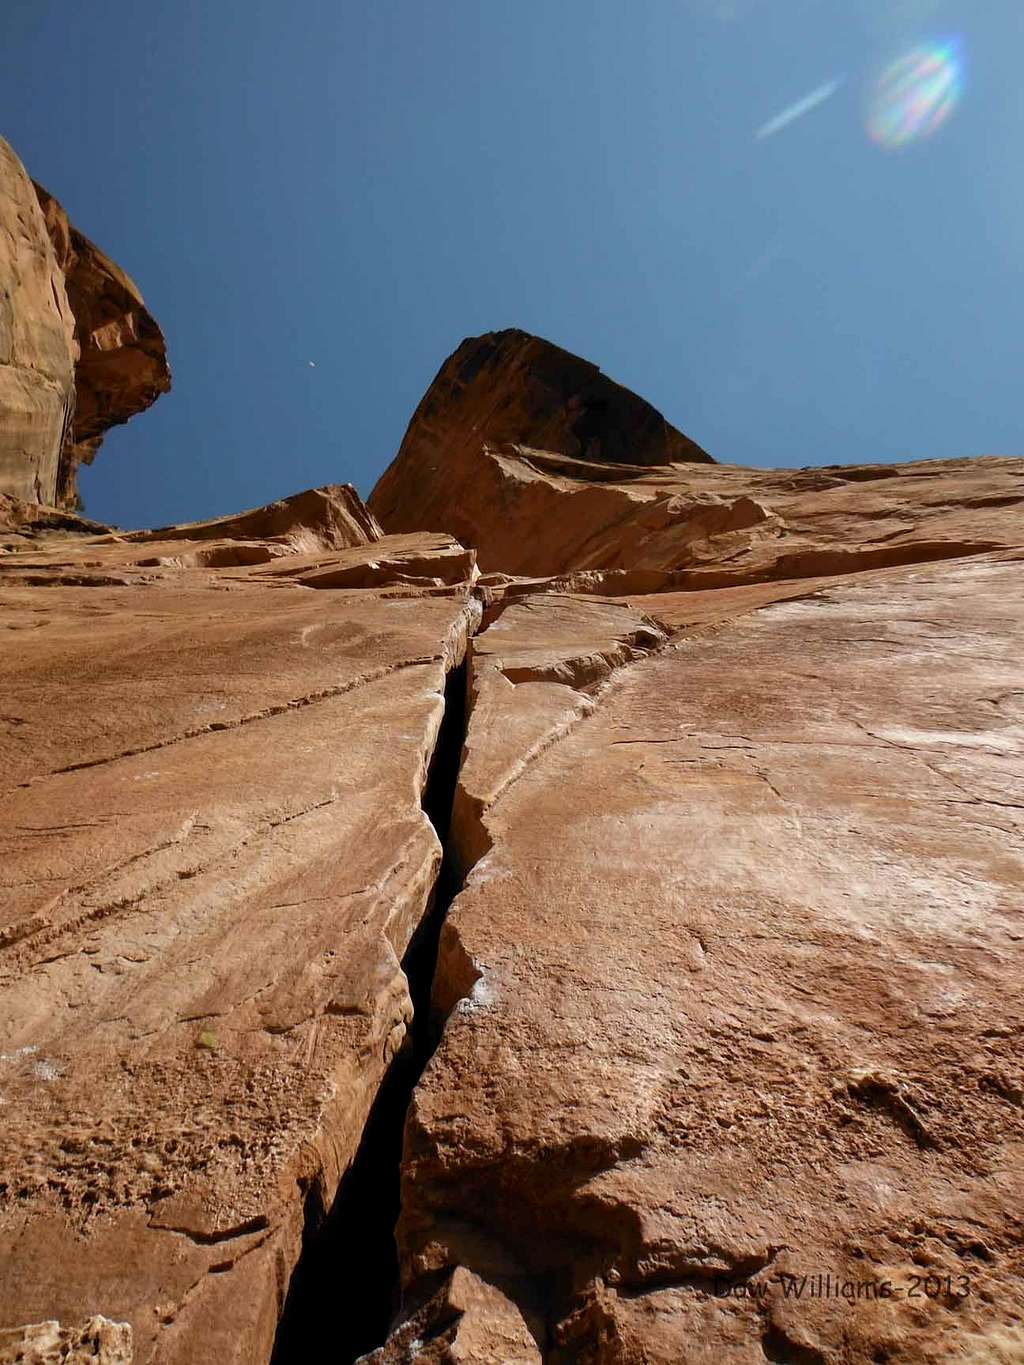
[{"left": 756, "top": 77, "right": 844, "bottom": 140}]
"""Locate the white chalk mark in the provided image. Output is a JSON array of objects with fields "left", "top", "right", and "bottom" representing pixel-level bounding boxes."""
[{"left": 756, "top": 77, "right": 844, "bottom": 140}]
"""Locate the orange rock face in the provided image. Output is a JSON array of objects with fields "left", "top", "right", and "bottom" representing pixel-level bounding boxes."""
[
  {"left": 392, "top": 551, "right": 1024, "bottom": 1362},
  {"left": 0, "top": 140, "right": 77, "bottom": 507},
  {"left": 370, "top": 332, "right": 1024, "bottom": 579},
  {"left": 369, "top": 329, "right": 713, "bottom": 562},
  {"left": 0, "top": 493, "right": 479, "bottom": 1362},
  {"left": 33, "top": 182, "right": 172, "bottom": 508},
  {"left": 2, "top": 321, "right": 1023, "bottom": 1365},
  {"left": 0, "top": 136, "right": 170, "bottom": 511}
]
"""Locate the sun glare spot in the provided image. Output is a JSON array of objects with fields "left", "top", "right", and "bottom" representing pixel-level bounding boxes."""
[{"left": 866, "top": 37, "right": 964, "bottom": 150}]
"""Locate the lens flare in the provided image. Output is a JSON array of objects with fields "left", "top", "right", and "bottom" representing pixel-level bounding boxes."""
[{"left": 867, "top": 37, "right": 964, "bottom": 149}]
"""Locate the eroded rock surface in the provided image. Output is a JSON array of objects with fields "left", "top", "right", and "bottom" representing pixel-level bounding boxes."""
[
  {"left": 386, "top": 550, "right": 1024, "bottom": 1363},
  {"left": 0, "top": 140, "right": 77, "bottom": 507},
  {"left": 369, "top": 329, "right": 713, "bottom": 561},
  {"left": 33, "top": 183, "right": 171, "bottom": 508},
  {"left": 384, "top": 438, "right": 1024, "bottom": 580},
  {"left": 0, "top": 1316, "right": 132, "bottom": 1364},
  {"left": 369, "top": 330, "right": 1024, "bottom": 578},
  {"left": 3, "top": 323, "right": 1024, "bottom": 1365},
  {"left": 359, "top": 1267, "right": 540, "bottom": 1365},
  {"left": 0, "top": 491, "right": 479, "bottom": 1363},
  {"left": 0, "top": 136, "right": 170, "bottom": 510}
]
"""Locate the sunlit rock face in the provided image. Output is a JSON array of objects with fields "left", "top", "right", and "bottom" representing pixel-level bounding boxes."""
[
  {"left": 370, "top": 332, "right": 1024, "bottom": 581},
  {"left": 368, "top": 328, "right": 715, "bottom": 568},
  {"left": 0, "top": 139, "right": 77, "bottom": 506},
  {"left": 0, "top": 136, "right": 170, "bottom": 511},
  {"left": 0, "top": 486, "right": 480, "bottom": 1364},
  {"left": 34, "top": 182, "right": 171, "bottom": 509},
  {"left": 390, "top": 551, "right": 1024, "bottom": 1363},
  {"left": 1, "top": 297, "right": 1023, "bottom": 1361}
]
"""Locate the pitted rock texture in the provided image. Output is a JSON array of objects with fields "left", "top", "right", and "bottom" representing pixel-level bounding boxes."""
[
  {"left": 0, "top": 490, "right": 479, "bottom": 1363},
  {"left": 0, "top": 140, "right": 77, "bottom": 507},
  {"left": 33, "top": 183, "right": 171, "bottom": 508},
  {"left": 0, "top": 1316, "right": 132, "bottom": 1364},
  {"left": 385, "top": 549, "right": 1024, "bottom": 1363}
]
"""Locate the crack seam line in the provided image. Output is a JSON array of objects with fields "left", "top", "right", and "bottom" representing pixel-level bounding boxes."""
[
  {"left": 464, "top": 625, "right": 678, "bottom": 835},
  {"left": 0, "top": 653, "right": 452, "bottom": 802}
]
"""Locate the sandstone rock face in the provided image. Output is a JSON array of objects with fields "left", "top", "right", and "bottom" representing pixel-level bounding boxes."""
[
  {"left": 0, "top": 140, "right": 77, "bottom": 507},
  {"left": 369, "top": 330, "right": 1024, "bottom": 577},
  {"left": 392, "top": 549, "right": 1024, "bottom": 1363},
  {"left": 0, "top": 137, "right": 170, "bottom": 510},
  {"left": 3, "top": 325, "right": 1024, "bottom": 1365},
  {"left": 0, "top": 491, "right": 479, "bottom": 1363},
  {"left": 123, "top": 483, "right": 383, "bottom": 554},
  {"left": 359, "top": 1267, "right": 541, "bottom": 1365},
  {"left": 33, "top": 183, "right": 171, "bottom": 508},
  {"left": 382, "top": 438, "right": 1024, "bottom": 579},
  {"left": 369, "top": 329, "right": 713, "bottom": 558}
]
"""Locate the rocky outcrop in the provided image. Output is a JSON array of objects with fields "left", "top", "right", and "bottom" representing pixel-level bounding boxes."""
[
  {"left": 0, "top": 491, "right": 480, "bottom": 1363},
  {"left": 383, "top": 548, "right": 1024, "bottom": 1362},
  {"left": 0, "top": 140, "right": 77, "bottom": 507},
  {"left": 359, "top": 1267, "right": 540, "bottom": 1364},
  {"left": 123, "top": 483, "right": 382, "bottom": 554},
  {"left": 370, "top": 331, "right": 1024, "bottom": 578},
  {"left": 379, "top": 437, "right": 1024, "bottom": 580},
  {"left": 369, "top": 329, "right": 713, "bottom": 560},
  {"left": 2, "top": 324, "right": 1023, "bottom": 1365},
  {"left": 0, "top": 136, "right": 170, "bottom": 510},
  {"left": 33, "top": 183, "right": 171, "bottom": 508}
]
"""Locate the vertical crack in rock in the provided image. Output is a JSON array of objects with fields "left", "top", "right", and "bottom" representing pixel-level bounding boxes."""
[{"left": 270, "top": 654, "right": 470, "bottom": 1365}]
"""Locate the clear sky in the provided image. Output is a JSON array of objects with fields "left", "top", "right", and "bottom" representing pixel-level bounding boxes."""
[{"left": 3, "top": 0, "right": 1020, "bottom": 527}]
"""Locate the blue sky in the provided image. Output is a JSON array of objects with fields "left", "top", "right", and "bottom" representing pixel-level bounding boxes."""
[{"left": 3, "top": 0, "right": 1020, "bottom": 526}]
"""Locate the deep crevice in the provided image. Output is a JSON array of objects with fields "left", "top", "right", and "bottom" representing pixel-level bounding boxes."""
[{"left": 270, "top": 656, "right": 470, "bottom": 1365}]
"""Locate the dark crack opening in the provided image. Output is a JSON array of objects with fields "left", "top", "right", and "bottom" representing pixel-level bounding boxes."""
[{"left": 271, "top": 656, "right": 469, "bottom": 1365}]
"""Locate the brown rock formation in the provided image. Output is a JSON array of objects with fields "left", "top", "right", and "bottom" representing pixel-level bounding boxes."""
[
  {"left": 359, "top": 1267, "right": 540, "bottom": 1364},
  {"left": 386, "top": 548, "right": 1024, "bottom": 1363},
  {"left": 0, "top": 140, "right": 77, "bottom": 507},
  {"left": 33, "top": 183, "right": 171, "bottom": 508},
  {"left": 369, "top": 329, "right": 713, "bottom": 558},
  {"left": 0, "top": 489, "right": 480, "bottom": 1362},
  {"left": 0, "top": 1316, "right": 132, "bottom": 1364},
  {"left": 379, "top": 436, "right": 1024, "bottom": 580},
  {"left": 370, "top": 331, "right": 1024, "bottom": 579},
  {"left": 0, "top": 139, "right": 170, "bottom": 510},
  {"left": 2, "top": 325, "right": 1023, "bottom": 1365}
]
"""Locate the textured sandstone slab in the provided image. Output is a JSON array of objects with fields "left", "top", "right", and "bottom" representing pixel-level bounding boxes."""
[
  {"left": 0, "top": 494, "right": 110, "bottom": 552},
  {"left": 0, "top": 491, "right": 473, "bottom": 600},
  {"left": 0, "top": 493, "right": 479, "bottom": 1362},
  {"left": 122, "top": 484, "right": 381, "bottom": 552},
  {"left": 253, "top": 531, "right": 477, "bottom": 591},
  {"left": 388, "top": 551, "right": 1024, "bottom": 1362},
  {"left": 33, "top": 183, "right": 171, "bottom": 509},
  {"left": 0, "top": 140, "right": 77, "bottom": 507},
  {"left": 381, "top": 436, "right": 1024, "bottom": 579},
  {"left": 448, "top": 595, "right": 667, "bottom": 881}
]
